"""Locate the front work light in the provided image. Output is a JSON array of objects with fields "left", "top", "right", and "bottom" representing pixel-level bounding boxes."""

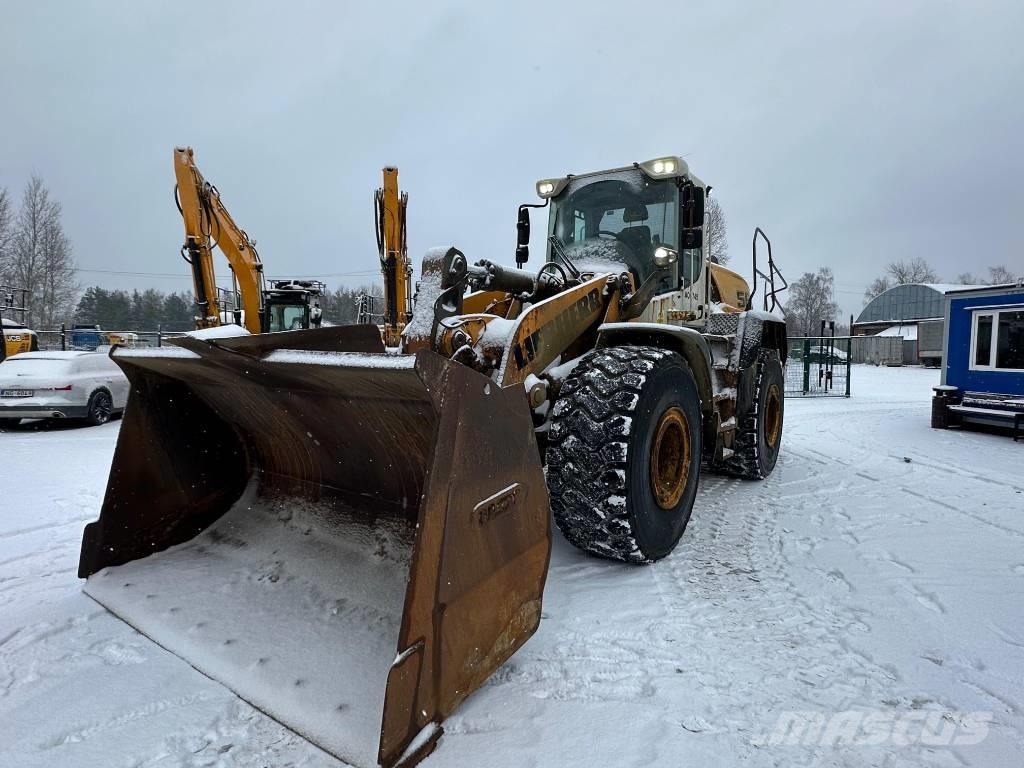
[
  {"left": 654, "top": 246, "right": 679, "bottom": 268},
  {"left": 535, "top": 177, "right": 570, "bottom": 199},
  {"left": 639, "top": 156, "right": 687, "bottom": 179}
]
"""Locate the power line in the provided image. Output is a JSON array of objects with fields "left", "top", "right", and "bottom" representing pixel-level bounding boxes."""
[
  {"left": 73, "top": 267, "right": 381, "bottom": 281},
  {"left": 267, "top": 271, "right": 379, "bottom": 279},
  {"left": 73, "top": 267, "right": 191, "bottom": 279}
]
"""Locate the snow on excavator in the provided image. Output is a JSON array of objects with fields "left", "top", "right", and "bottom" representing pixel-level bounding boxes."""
[{"left": 80, "top": 155, "right": 787, "bottom": 767}]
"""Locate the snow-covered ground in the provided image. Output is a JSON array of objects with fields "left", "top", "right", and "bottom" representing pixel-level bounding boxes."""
[{"left": 2, "top": 365, "right": 1023, "bottom": 767}]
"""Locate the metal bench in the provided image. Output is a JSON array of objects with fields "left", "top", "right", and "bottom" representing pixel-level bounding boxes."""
[{"left": 947, "top": 392, "right": 1024, "bottom": 441}]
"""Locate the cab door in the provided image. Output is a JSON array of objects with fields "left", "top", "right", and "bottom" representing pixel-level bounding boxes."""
[
  {"left": 677, "top": 248, "right": 707, "bottom": 321},
  {"left": 677, "top": 184, "right": 709, "bottom": 324}
]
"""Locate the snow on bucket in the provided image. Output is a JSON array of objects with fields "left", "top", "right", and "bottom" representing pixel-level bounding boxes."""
[{"left": 79, "top": 325, "right": 551, "bottom": 767}]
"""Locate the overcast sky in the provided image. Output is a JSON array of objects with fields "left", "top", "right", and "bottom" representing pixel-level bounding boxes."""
[{"left": 3, "top": 0, "right": 1022, "bottom": 320}]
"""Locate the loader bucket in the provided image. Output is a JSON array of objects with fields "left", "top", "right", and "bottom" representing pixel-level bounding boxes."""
[{"left": 79, "top": 325, "right": 551, "bottom": 768}]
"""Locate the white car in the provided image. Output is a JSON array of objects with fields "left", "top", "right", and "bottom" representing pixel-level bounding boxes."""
[{"left": 0, "top": 351, "right": 129, "bottom": 427}]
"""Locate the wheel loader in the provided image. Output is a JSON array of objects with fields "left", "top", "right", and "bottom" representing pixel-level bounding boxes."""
[{"left": 79, "top": 155, "right": 787, "bottom": 767}]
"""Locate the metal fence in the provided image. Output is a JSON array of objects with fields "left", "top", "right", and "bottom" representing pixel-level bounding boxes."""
[
  {"left": 785, "top": 336, "right": 851, "bottom": 397},
  {"left": 34, "top": 327, "right": 189, "bottom": 352}
]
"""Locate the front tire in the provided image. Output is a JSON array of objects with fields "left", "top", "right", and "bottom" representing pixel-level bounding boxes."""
[
  {"left": 86, "top": 390, "right": 113, "bottom": 426},
  {"left": 545, "top": 346, "right": 702, "bottom": 563}
]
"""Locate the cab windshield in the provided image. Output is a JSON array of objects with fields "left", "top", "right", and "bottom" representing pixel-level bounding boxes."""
[
  {"left": 267, "top": 303, "right": 306, "bottom": 332},
  {"left": 548, "top": 172, "right": 678, "bottom": 283}
]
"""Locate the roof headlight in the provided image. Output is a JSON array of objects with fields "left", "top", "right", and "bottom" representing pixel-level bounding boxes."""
[
  {"left": 535, "top": 177, "right": 569, "bottom": 199},
  {"left": 639, "top": 156, "right": 687, "bottom": 179}
]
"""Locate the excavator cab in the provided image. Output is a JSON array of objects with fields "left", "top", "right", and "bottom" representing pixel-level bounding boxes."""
[{"left": 261, "top": 279, "right": 326, "bottom": 332}]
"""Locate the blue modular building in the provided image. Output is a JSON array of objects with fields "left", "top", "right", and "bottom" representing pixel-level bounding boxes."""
[{"left": 932, "top": 283, "right": 1024, "bottom": 438}]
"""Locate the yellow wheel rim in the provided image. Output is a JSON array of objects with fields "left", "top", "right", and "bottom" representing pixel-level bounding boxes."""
[
  {"left": 650, "top": 407, "right": 691, "bottom": 510},
  {"left": 765, "top": 384, "right": 783, "bottom": 449}
]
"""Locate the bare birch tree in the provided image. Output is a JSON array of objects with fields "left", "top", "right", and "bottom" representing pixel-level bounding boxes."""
[
  {"left": 0, "top": 187, "right": 13, "bottom": 280},
  {"left": 704, "top": 197, "right": 729, "bottom": 265},
  {"left": 954, "top": 265, "right": 1020, "bottom": 285},
  {"left": 885, "top": 257, "right": 939, "bottom": 285},
  {"left": 39, "top": 218, "right": 77, "bottom": 327},
  {"left": 10, "top": 176, "right": 78, "bottom": 328},
  {"left": 863, "top": 258, "right": 940, "bottom": 304},
  {"left": 863, "top": 276, "right": 890, "bottom": 304},
  {"left": 785, "top": 267, "right": 839, "bottom": 336},
  {"left": 986, "top": 265, "right": 1018, "bottom": 285}
]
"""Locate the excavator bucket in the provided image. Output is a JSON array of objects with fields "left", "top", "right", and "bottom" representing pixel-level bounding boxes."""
[{"left": 79, "top": 325, "right": 551, "bottom": 768}]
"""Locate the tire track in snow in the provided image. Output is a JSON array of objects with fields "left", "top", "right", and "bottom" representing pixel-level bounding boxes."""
[
  {"left": 0, "top": 515, "right": 93, "bottom": 541},
  {"left": 886, "top": 452, "right": 1024, "bottom": 493},
  {"left": 126, "top": 698, "right": 341, "bottom": 768},
  {"left": 900, "top": 488, "right": 1024, "bottom": 539},
  {"left": 0, "top": 629, "right": 20, "bottom": 650},
  {"left": 40, "top": 693, "right": 222, "bottom": 749},
  {"left": 0, "top": 610, "right": 106, "bottom": 663},
  {"left": 787, "top": 402, "right": 1024, "bottom": 757},
  {"left": 647, "top": 447, "right": 962, "bottom": 764}
]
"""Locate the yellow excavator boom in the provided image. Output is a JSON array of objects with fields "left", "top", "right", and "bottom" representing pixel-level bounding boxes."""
[
  {"left": 174, "top": 147, "right": 265, "bottom": 334},
  {"left": 375, "top": 167, "right": 411, "bottom": 346}
]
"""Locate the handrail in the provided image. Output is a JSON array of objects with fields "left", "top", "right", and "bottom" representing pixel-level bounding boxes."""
[{"left": 749, "top": 227, "right": 788, "bottom": 314}]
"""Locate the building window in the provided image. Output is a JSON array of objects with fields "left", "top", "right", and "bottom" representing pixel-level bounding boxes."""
[
  {"left": 996, "top": 310, "right": 1024, "bottom": 369},
  {"left": 971, "top": 308, "right": 1024, "bottom": 371},
  {"left": 973, "top": 314, "right": 993, "bottom": 367}
]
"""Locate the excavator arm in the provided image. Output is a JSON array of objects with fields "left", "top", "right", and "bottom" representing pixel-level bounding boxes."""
[
  {"left": 174, "top": 147, "right": 265, "bottom": 334},
  {"left": 375, "top": 167, "right": 411, "bottom": 347}
]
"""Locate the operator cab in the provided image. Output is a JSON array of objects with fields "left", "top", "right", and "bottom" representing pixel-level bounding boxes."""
[
  {"left": 261, "top": 279, "right": 326, "bottom": 333},
  {"left": 549, "top": 175, "right": 679, "bottom": 285},
  {"left": 532, "top": 157, "right": 706, "bottom": 290}
]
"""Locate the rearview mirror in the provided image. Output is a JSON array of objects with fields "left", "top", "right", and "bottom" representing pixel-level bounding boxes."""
[
  {"left": 682, "top": 185, "right": 705, "bottom": 228},
  {"left": 515, "top": 206, "right": 531, "bottom": 266},
  {"left": 681, "top": 228, "right": 703, "bottom": 249}
]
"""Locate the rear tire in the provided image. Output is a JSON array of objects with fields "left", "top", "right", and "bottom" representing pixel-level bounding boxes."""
[
  {"left": 0, "top": 418, "right": 20, "bottom": 429},
  {"left": 720, "top": 350, "right": 784, "bottom": 479},
  {"left": 86, "top": 390, "right": 113, "bottom": 426},
  {"left": 545, "top": 346, "right": 702, "bottom": 563}
]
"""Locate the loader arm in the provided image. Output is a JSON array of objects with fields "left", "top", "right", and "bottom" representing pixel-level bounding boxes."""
[
  {"left": 496, "top": 274, "right": 615, "bottom": 386},
  {"left": 174, "top": 146, "right": 265, "bottom": 334},
  {"left": 426, "top": 250, "right": 659, "bottom": 388}
]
